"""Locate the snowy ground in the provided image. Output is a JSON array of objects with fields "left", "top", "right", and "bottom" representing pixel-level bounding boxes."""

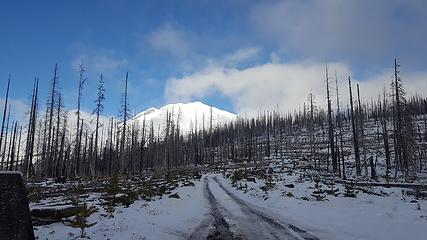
[
  {"left": 31, "top": 164, "right": 427, "bottom": 240},
  {"left": 33, "top": 178, "right": 207, "bottom": 240},
  {"left": 214, "top": 173, "right": 427, "bottom": 240}
]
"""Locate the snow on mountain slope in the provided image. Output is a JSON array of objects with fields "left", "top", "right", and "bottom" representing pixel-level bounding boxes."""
[{"left": 132, "top": 102, "right": 236, "bottom": 135}]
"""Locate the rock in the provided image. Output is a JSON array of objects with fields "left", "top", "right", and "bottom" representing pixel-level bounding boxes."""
[{"left": 0, "top": 171, "right": 35, "bottom": 240}]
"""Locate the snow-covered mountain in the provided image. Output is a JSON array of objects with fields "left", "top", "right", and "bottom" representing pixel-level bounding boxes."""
[{"left": 132, "top": 102, "right": 236, "bottom": 135}]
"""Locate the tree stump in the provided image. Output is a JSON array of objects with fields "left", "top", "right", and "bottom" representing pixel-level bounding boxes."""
[{"left": 0, "top": 172, "right": 35, "bottom": 240}]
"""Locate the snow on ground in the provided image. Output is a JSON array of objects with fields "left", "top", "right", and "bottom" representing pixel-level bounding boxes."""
[
  {"left": 214, "top": 169, "right": 427, "bottom": 240},
  {"left": 33, "top": 179, "right": 209, "bottom": 240},
  {"left": 32, "top": 167, "right": 427, "bottom": 240}
]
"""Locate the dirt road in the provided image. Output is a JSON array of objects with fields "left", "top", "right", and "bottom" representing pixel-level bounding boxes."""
[{"left": 189, "top": 175, "right": 319, "bottom": 240}]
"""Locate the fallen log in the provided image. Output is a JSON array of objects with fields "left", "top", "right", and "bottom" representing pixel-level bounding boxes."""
[
  {"left": 335, "top": 180, "right": 427, "bottom": 190},
  {"left": 31, "top": 206, "right": 86, "bottom": 220}
]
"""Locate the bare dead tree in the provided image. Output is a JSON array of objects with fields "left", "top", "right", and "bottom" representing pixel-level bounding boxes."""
[
  {"left": 335, "top": 72, "right": 345, "bottom": 179},
  {"left": 326, "top": 66, "right": 337, "bottom": 173},
  {"left": 349, "top": 76, "right": 361, "bottom": 176},
  {"left": 93, "top": 74, "right": 105, "bottom": 176},
  {"left": 0, "top": 76, "right": 10, "bottom": 171},
  {"left": 74, "top": 63, "right": 86, "bottom": 176}
]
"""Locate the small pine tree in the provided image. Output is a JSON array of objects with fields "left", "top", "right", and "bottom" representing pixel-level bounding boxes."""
[
  {"left": 343, "top": 183, "right": 357, "bottom": 198},
  {"left": 311, "top": 177, "right": 326, "bottom": 201},
  {"left": 230, "top": 170, "right": 244, "bottom": 187},
  {"left": 67, "top": 185, "right": 97, "bottom": 238},
  {"left": 265, "top": 172, "right": 275, "bottom": 190},
  {"left": 104, "top": 174, "right": 120, "bottom": 216},
  {"left": 325, "top": 179, "right": 340, "bottom": 196},
  {"left": 106, "top": 174, "right": 120, "bottom": 196},
  {"left": 122, "top": 181, "right": 137, "bottom": 207},
  {"left": 68, "top": 204, "right": 97, "bottom": 238}
]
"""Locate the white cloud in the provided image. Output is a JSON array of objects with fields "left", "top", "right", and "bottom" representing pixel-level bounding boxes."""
[
  {"left": 0, "top": 98, "right": 29, "bottom": 124},
  {"left": 165, "top": 59, "right": 427, "bottom": 116},
  {"left": 66, "top": 109, "right": 112, "bottom": 137},
  {"left": 165, "top": 61, "right": 349, "bottom": 116},
  {"left": 147, "top": 23, "right": 190, "bottom": 58},
  {"left": 356, "top": 70, "right": 427, "bottom": 103},
  {"left": 219, "top": 47, "right": 260, "bottom": 67},
  {"left": 72, "top": 52, "right": 128, "bottom": 78}
]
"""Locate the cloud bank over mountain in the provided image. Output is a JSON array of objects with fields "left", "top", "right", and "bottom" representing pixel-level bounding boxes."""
[{"left": 165, "top": 60, "right": 427, "bottom": 116}]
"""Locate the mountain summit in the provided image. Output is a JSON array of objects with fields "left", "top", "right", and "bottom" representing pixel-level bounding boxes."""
[{"left": 132, "top": 102, "right": 236, "bottom": 134}]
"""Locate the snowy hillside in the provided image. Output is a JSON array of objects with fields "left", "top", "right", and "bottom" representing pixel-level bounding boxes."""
[{"left": 131, "top": 101, "right": 236, "bottom": 135}]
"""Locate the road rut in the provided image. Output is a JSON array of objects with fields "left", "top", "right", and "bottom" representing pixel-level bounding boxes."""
[{"left": 188, "top": 175, "right": 319, "bottom": 240}]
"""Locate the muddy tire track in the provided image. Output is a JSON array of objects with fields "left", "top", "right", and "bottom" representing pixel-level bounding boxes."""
[
  {"left": 212, "top": 176, "right": 319, "bottom": 240},
  {"left": 189, "top": 175, "right": 319, "bottom": 240},
  {"left": 188, "top": 177, "right": 242, "bottom": 240}
]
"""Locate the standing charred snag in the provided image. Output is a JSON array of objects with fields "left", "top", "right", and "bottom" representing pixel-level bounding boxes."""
[
  {"left": 0, "top": 76, "right": 10, "bottom": 171},
  {"left": 326, "top": 66, "right": 337, "bottom": 174},
  {"left": 164, "top": 111, "right": 171, "bottom": 170},
  {"left": 15, "top": 125, "right": 23, "bottom": 171},
  {"left": 74, "top": 63, "right": 86, "bottom": 177},
  {"left": 58, "top": 114, "right": 68, "bottom": 177},
  {"left": 381, "top": 90, "right": 391, "bottom": 181},
  {"left": 391, "top": 59, "right": 416, "bottom": 180},
  {"left": 209, "top": 106, "right": 214, "bottom": 164},
  {"left": 93, "top": 74, "right": 105, "bottom": 176},
  {"left": 119, "top": 72, "right": 131, "bottom": 174},
  {"left": 349, "top": 76, "right": 361, "bottom": 176},
  {"left": 108, "top": 117, "right": 114, "bottom": 175},
  {"left": 40, "top": 103, "right": 49, "bottom": 176},
  {"left": 76, "top": 119, "right": 84, "bottom": 175},
  {"left": 308, "top": 93, "right": 317, "bottom": 169},
  {"left": 5, "top": 120, "right": 14, "bottom": 170},
  {"left": 139, "top": 117, "right": 146, "bottom": 172},
  {"left": 392, "top": 59, "right": 403, "bottom": 179},
  {"left": 8, "top": 122, "right": 18, "bottom": 171},
  {"left": 369, "top": 156, "right": 376, "bottom": 180},
  {"left": 266, "top": 113, "right": 271, "bottom": 159},
  {"left": 2, "top": 107, "right": 11, "bottom": 170},
  {"left": 335, "top": 72, "right": 345, "bottom": 179},
  {"left": 23, "top": 78, "right": 39, "bottom": 178},
  {"left": 357, "top": 84, "right": 367, "bottom": 176},
  {"left": 53, "top": 94, "right": 64, "bottom": 177},
  {"left": 14, "top": 126, "right": 22, "bottom": 171},
  {"left": 45, "top": 64, "right": 60, "bottom": 177}
]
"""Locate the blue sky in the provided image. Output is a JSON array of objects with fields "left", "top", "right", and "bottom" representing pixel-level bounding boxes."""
[{"left": 1, "top": 0, "right": 427, "bottom": 119}]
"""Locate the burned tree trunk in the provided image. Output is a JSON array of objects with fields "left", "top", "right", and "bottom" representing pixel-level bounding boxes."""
[
  {"left": 0, "top": 76, "right": 10, "bottom": 171},
  {"left": 326, "top": 67, "right": 337, "bottom": 173},
  {"left": 348, "top": 76, "right": 361, "bottom": 176}
]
